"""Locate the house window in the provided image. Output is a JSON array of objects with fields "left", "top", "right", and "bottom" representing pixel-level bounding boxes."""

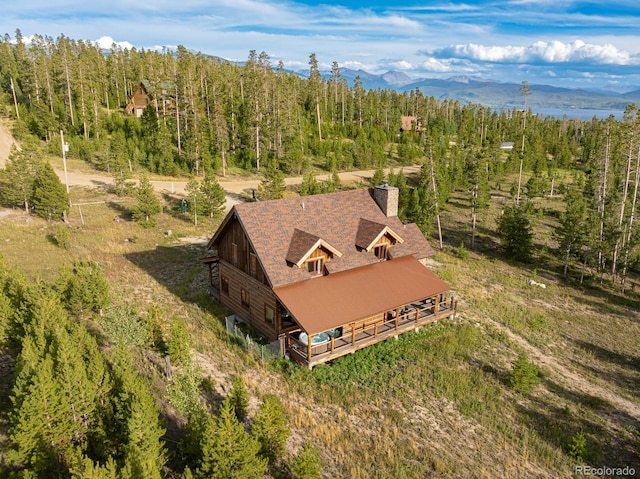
[
  {"left": 221, "top": 276, "right": 229, "bottom": 295},
  {"left": 374, "top": 244, "right": 388, "bottom": 260},
  {"left": 265, "top": 305, "right": 275, "bottom": 324},
  {"left": 307, "top": 258, "right": 323, "bottom": 276},
  {"left": 231, "top": 243, "right": 238, "bottom": 265},
  {"left": 241, "top": 288, "right": 250, "bottom": 308},
  {"left": 250, "top": 253, "right": 257, "bottom": 277}
]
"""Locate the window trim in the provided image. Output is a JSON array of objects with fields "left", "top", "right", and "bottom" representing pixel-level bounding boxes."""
[
  {"left": 220, "top": 276, "right": 229, "bottom": 295},
  {"left": 231, "top": 243, "right": 238, "bottom": 265},
  {"left": 306, "top": 257, "right": 323, "bottom": 276},
  {"left": 250, "top": 252, "right": 257, "bottom": 277},
  {"left": 240, "top": 288, "right": 250, "bottom": 308},
  {"left": 374, "top": 244, "right": 388, "bottom": 260},
  {"left": 264, "top": 304, "right": 275, "bottom": 325}
]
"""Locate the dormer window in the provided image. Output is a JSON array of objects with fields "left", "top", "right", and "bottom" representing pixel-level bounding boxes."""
[
  {"left": 374, "top": 244, "right": 388, "bottom": 260},
  {"left": 285, "top": 228, "right": 342, "bottom": 275},
  {"left": 355, "top": 218, "right": 404, "bottom": 260},
  {"left": 306, "top": 258, "right": 324, "bottom": 276}
]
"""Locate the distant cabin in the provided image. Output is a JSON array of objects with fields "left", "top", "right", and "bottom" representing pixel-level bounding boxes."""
[
  {"left": 400, "top": 116, "right": 423, "bottom": 133},
  {"left": 125, "top": 81, "right": 151, "bottom": 118},
  {"left": 500, "top": 142, "right": 515, "bottom": 151},
  {"left": 125, "top": 80, "right": 175, "bottom": 118}
]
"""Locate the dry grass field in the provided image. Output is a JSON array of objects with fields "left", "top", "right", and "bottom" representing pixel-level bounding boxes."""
[{"left": 0, "top": 169, "right": 639, "bottom": 478}]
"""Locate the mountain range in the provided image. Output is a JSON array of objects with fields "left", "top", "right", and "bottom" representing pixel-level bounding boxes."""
[{"left": 299, "top": 68, "right": 640, "bottom": 112}]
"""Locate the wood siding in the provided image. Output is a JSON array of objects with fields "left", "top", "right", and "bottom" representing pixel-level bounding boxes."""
[
  {"left": 215, "top": 218, "right": 269, "bottom": 286},
  {"left": 219, "top": 260, "right": 280, "bottom": 340}
]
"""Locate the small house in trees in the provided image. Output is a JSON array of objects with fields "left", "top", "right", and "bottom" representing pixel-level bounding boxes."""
[
  {"left": 125, "top": 81, "right": 151, "bottom": 117},
  {"left": 400, "top": 116, "right": 423, "bottom": 133},
  {"left": 202, "top": 185, "right": 456, "bottom": 368},
  {"left": 125, "top": 80, "right": 175, "bottom": 118},
  {"left": 500, "top": 142, "right": 515, "bottom": 151}
]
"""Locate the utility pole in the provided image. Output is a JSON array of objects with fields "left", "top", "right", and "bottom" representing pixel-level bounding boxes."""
[{"left": 60, "top": 130, "right": 70, "bottom": 205}]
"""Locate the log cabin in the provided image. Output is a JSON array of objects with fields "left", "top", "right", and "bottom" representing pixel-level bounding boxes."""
[
  {"left": 125, "top": 81, "right": 151, "bottom": 117},
  {"left": 125, "top": 80, "right": 175, "bottom": 118},
  {"left": 202, "top": 184, "right": 456, "bottom": 368}
]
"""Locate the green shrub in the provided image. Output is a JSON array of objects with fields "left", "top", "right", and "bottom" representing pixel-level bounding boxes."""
[
  {"left": 55, "top": 224, "right": 71, "bottom": 249},
  {"left": 290, "top": 443, "right": 322, "bottom": 479},
  {"left": 509, "top": 352, "right": 540, "bottom": 393},
  {"left": 100, "top": 303, "right": 150, "bottom": 347},
  {"left": 55, "top": 260, "right": 110, "bottom": 316},
  {"left": 228, "top": 375, "right": 249, "bottom": 422},
  {"left": 568, "top": 431, "right": 588, "bottom": 461},
  {"left": 167, "top": 318, "right": 191, "bottom": 366}
]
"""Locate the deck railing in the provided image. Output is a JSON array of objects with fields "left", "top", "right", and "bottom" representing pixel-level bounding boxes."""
[{"left": 286, "top": 298, "right": 456, "bottom": 367}]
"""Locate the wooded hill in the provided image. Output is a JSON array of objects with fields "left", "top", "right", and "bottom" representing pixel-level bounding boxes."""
[
  {"left": 0, "top": 30, "right": 639, "bottom": 478},
  {"left": 1, "top": 29, "right": 639, "bottom": 284}
]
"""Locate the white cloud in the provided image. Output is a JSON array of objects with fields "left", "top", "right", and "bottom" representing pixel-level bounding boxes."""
[
  {"left": 420, "top": 57, "right": 452, "bottom": 72},
  {"left": 388, "top": 60, "right": 414, "bottom": 70},
  {"left": 94, "top": 36, "right": 134, "bottom": 50},
  {"left": 437, "top": 40, "right": 635, "bottom": 65}
]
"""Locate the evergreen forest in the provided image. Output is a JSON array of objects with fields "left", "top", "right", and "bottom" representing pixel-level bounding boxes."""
[{"left": 0, "top": 30, "right": 639, "bottom": 478}]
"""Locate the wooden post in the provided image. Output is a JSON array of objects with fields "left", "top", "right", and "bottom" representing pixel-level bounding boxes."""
[
  {"left": 395, "top": 308, "right": 399, "bottom": 329},
  {"left": 374, "top": 322, "right": 379, "bottom": 338},
  {"left": 60, "top": 131, "right": 70, "bottom": 200},
  {"left": 307, "top": 334, "right": 312, "bottom": 360},
  {"left": 351, "top": 325, "right": 355, "bottom": 345},
  {"left": 330, "top": 336, "right": 334, "bottom": 353},
  {"left": 434, "top": 295, "right": 439, "bottom": 315}
]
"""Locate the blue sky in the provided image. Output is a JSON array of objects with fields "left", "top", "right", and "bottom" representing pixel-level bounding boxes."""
[{"left": 2, "top": 0, "right": 640, "bottom": 89}]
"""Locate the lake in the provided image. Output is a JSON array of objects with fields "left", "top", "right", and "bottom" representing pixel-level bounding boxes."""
[{"left": 532, "top": 107, "right": 625, "bottom": 120}]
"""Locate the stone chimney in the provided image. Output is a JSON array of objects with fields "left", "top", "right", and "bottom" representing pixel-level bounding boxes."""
[{"left": 372, "top": 181, "right": 399, "bottom": 217}]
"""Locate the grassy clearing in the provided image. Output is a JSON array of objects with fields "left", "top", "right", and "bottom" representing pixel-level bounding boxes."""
[{"left": 1, "top": 178, "right": 639, "bottom": 478}]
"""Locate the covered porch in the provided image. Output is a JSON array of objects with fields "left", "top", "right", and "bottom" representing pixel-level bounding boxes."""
[{"left": 274, "top": 256, "right": 456, "bottom": 368}]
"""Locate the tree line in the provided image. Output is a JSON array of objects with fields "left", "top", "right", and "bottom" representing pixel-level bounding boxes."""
[{"left": 0, "top": 29, "right": 639, "bottom": 285}]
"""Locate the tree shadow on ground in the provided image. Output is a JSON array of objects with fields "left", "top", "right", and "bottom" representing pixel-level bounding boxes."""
[
  {"left": 516, "top": 382, "right": 638, "bottom": 470},
  {"left": 568, "top": 339, "right": 640, "bottom": 396}
]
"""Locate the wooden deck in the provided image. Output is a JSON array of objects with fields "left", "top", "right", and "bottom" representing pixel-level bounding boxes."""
[{"left": 286, "top": 299, "right": 456, "bottom": 368}]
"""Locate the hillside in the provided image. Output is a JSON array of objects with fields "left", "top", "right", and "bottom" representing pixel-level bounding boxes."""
[{"left": 0, "top": 131, "right": 638, "bottom": 477}]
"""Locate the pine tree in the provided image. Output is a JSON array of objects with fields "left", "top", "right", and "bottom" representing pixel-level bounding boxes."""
[
  {"left": 554, "top": 188, "right": 588, "bottom": 278},
  {"left": 131, "top": 174, "right": 161, "bottom": 226},
  {"left": 198, "top": 399, "right": 267, "bottom": 479},
  {"left": 110, "top": 348, "right": 166, "bottom": 479},
  {"left": 8, "top": 355, "right": 76, "bottom": 475},
  {"left": 496, "top": 205, "right": 534, "bottom": 262},
  {"left": 0, "top": 143, "right": 41, "bottom": 213},
  {"left": 184, "top": 176, "right": 204, "bottom": 226},
  {"left": 32, "top": 162, "right": 69, "bottom": 220},
  {"left": 257, "top": 161, "right": 286, "bottom": 200},
  {"left": 252, "top": 394, "right": 290, "bottom": 464},
  {"left": 227, "top": 375, "right": 249, "bottom": 422},
  {"left": 290, "top": 442, "right": 322, "bottom": 479},
  {"left": 370, "top": 167, "right": 385, "bottom": 187},
  {"left": 167, "top": 317, "right": 191, "bottom": 366},
  {"left": 200, "top": 169, "right": 226, "bottom": 218},
  {"left": 299, "top": 172, "right": 321, "bottom": 196},
  {"left": 55, "top": 260, "right": 110, "bottom": 317}
]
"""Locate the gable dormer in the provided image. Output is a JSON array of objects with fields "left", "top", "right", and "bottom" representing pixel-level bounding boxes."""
[
  {"left": 285, "top": 229, "right": 342, "bottom": 276},
  {"left": 355, "top": 218, "right": 404, "bottom": 260}
]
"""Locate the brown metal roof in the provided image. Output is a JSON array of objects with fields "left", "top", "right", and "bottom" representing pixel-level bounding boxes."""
[{"left": 273, "top": 256, "right": 450, "bottom": 335}]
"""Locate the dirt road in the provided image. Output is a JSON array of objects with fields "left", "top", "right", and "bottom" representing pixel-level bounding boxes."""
[{"left": 0, "top": 120, "right": 419, "bottom": 210}]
